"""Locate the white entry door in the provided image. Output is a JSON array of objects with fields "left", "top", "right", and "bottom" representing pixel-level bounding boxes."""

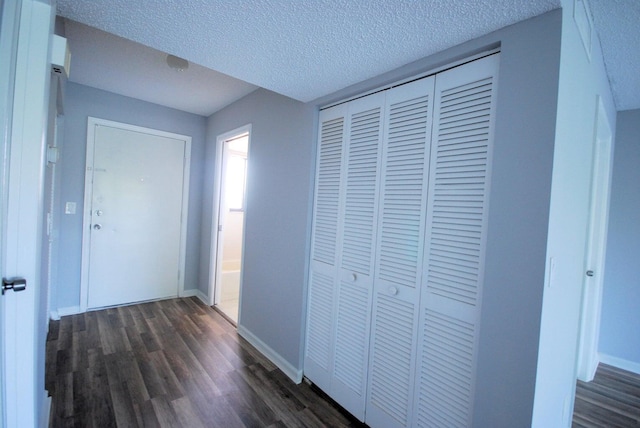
[{"left": 83, "top": 118, "right": 191, "bottom": 309}]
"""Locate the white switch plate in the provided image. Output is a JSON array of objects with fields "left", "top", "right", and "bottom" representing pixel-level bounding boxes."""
[
  {"left": 65, "top": 202, "right": 76, "bottom": 214},
  {"left": 548, "top": 257, "right": 557, "bottom": 288}
]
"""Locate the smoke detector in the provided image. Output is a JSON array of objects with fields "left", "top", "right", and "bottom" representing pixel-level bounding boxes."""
[{"left": 166, "top": 54, "right": 189, "bottom": 71}]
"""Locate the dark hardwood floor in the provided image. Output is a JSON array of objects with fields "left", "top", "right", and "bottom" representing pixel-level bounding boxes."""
[
  {"left": 46, "top": 297, "right": 366, "bottom": 428},
  {"left": 573, "top": 363, "right": 640, "bottom": 427},
  {"left": 47, "top": 297, "right": 640, "bottom": 427}
]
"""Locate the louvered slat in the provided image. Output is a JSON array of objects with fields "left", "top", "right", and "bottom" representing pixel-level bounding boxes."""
[
  {"left": 312, "top": 117, "right": 344, "bottom": 265},
  {"left": 369, "top": 295, "right": 415, "bottom": 426},
  {"left": 417, "top": 310, "right": 475, "bottom": 427},
  {"left": 426, "top": 75, "right": 493, "bottom": 306},
  {"left": 305, "top": 107, "right": 347, "bottom": 393},
  {"left": 334, "top": 280, "right": 370, "bottom": 394},
  {"left": 342, "top": 107, "right": 381, "bottom": 274},
  {"left": 305, "top": 271, "right": 335, "bottom": 369},
  {"left": 377, "top": 95, "right": 430, "bottom": 288},
  {"left": 417, "top": 53, "right": 499, "bottom": 428},
  {"left": 330, "top": 95, "right": 383, "bottom": 421}
]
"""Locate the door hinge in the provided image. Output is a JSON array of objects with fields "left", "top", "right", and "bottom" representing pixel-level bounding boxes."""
[{"left": 2, "top": 278, "right": 27, "bottom": 295}]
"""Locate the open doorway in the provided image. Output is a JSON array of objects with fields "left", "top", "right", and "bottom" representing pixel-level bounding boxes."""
[{"left": 212, "top": 127, "right": 249, "bottom": 324}]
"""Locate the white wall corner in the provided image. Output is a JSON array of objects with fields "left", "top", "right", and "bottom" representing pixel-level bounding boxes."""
[{"left": 237, "top": 325, "right": 304, "bottom": 384}]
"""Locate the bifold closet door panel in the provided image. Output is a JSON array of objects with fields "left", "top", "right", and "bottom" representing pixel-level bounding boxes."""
[
  {"left": 366, "top": 77, "right": 436, "bottom": 428},
  {"left": 414, "top": 54, "right": 499, "bottom": 427},
  {"left": 331, "top": 93, "right": 385, "bottom": 419},
  {"left": 304, "top": 94, "right": 386, "bottom": 420},
  {"left": 304, "top": 104, "right": 347, "bottom": 391}
]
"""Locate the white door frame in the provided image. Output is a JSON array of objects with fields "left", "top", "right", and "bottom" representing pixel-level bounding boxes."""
[
  {"left": 207, "top": 124, "right": 251, "bottom": 306},
  {"left": 576, "top": 96, "right": 613, "bottom": 381},
  {"left": 0, "top": 0, "right": 21, "bottom": 424},
  {"left": 80, "top": 117, "right": 192, "bottom": 312},
  {"left": 1, "top": 0, "right": 53, "bottom": 426}
]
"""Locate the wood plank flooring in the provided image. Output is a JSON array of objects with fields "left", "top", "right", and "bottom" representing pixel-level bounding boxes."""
[
  {"left": 573, "top": 363, "right": 640, "bottom": 427},
  {"left": 46, "top": 297, "right": 366, "bottom": 428},
  {"left": 47, "top": 297, "right": 640, "bottom": 427}
]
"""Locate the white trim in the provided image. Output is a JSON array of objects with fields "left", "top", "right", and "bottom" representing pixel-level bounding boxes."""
[
  {"left": 39, "top": 393, "right": 51, "bottom": 428},
  {"left": 181, "top": 288, "right": 210, "bottom": 306},
  {"left": 576, "top": 96, "right": 613, "bottom": 382},
  {"left": 80, "top": 117, "right": 192, "bottom": 311},
  {"left": 237, "top": 325, "right": 303, "bottom": 384},
  {"left": 181, "top": 288, "right": 199, "bottom": 298},
  {"left": 574, "top": 0, "right": 593, "bottom": 62},
  {"left": 208, "top": 124, "right": 251, "bottom": 309},
  {"left": 56, "top": 306, "right": 82, "bottom": 318},
  {"left": 321, "top": 47, "right": 500, "bottom": 110},
  {"left": 196, "top": 290, "right": 210, "bottom": 306},
  {"left": 2, "top": 1, "right": 52, "bottom": 426},
  {"left": 599, "top": 353, "right": 640, "bottom": 376}
]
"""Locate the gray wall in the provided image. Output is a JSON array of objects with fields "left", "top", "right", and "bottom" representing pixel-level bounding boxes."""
[
  {"left": 213, "top": 10, "right": 562, "bottom": 426},
  {"left": 202, "top": 88, "right": 316, "bottom": 368},
  {"left": 600, "top": 109, "right": 640, "bottom": 365},
  {"left": 55, "top": 82, "right": 206, "bottom": 310}
]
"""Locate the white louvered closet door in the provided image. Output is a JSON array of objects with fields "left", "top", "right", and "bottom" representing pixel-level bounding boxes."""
[
  {"left": 304, "top": 95, "right": 385, "bottom": 420},
  {"left": 366, "top": 77, "right": 436, "bottom": 428},
  {"left": 331, "top": 93, "right": 385, "bottom": 419},
  {"left": 414, "top": 54, "right": 499, "bottom": 427},
  {"left": 304, "top": 104, "right": 347, "bottom": 392}
]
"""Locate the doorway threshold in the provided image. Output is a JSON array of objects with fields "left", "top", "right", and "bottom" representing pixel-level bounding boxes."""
[{"left": 213, "top": 305, "right": 237, "bottom": 327}]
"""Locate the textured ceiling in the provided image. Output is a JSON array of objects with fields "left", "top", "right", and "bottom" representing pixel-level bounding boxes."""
[
  {"left": 63, "top": 20, "right": 258, "bottom": 116},
  {"left": 57, "top": 0, "right": 560, "bottom": 104},
  {"left": 589, "top": 0, "right": 640, "bottom": 111},
  {"left": 56, "top": 0, "right": 640, "bottom": 111}
]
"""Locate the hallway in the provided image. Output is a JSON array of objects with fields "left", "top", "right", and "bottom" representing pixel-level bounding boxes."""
[{"left": 46, "top": 298, "right": 364, "bottom": 427}]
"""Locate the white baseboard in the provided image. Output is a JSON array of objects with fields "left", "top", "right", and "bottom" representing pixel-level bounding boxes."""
[
  {"left": 182, "top": 288, "right": 199, "bottom": 297},
  {"left": 55, "top": 305, "right": 82, "bottom": 318},
  {"left": 40, "top": 392, "right": 51, "bottom": 428},
  {"left": 237, "top": 325, "right": 303, "bottom": 384},
  {"left": 599, "top": 353, "right": 640, "bottom": 376},
  {"left": 182, "top": 288, "right": 210, "bottom": 305},
  {"left": 196, "top": 290, "right": 210, "bottom": 305}
]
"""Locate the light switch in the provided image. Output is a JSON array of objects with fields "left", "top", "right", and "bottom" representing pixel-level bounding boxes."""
[{"left": 65, "top": 202, "right": 76, "bottom": 215}]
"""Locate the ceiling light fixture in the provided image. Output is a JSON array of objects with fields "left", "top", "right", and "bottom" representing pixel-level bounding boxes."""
[{"left": 166, "top": 54, "right": 189, "bottom": 71}]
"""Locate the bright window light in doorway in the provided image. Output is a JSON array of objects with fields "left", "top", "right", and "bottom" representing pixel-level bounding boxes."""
[{"left": 224, "top": 134, "right": 248, "bottom": 211}]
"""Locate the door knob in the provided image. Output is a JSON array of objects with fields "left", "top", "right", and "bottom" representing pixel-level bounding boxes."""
[
  {"left": 95, "top": 210, "right": 103, "bottom": 216},
  {"left": 93, "top": 224, "right": 102, "bottom": 230},
  {"left": 2, "top": 278, "right": 27, "bottom": 295}
]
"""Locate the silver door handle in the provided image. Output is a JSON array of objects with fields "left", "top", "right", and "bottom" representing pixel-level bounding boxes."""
[{"left": 93, "top": 224, "right": 102, "bottom": 230}]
